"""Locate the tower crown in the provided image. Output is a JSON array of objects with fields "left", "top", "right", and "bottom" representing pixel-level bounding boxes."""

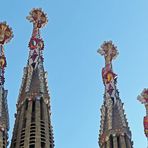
[
  {"left": 27, "top": 8, "right": 47, "bottom": 69},
  {"left": 17, "top": 9, "right": 50, "bottom": 107},
  {"left": 10, "top": 9, "right": 54, "bottom": 148},
  {"left": 98, "top": 41, "right": 133, "bottom": 148}
]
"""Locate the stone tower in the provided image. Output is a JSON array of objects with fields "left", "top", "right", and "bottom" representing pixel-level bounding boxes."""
[
  {"left": 10, "top": 9, "right": 54, "bottom": 148},
  {"left": 98, "top": 41, "right": 133, "bottom": 148},
  {"left": 0, "top": 22, "right": 13, "bottom": 148}
]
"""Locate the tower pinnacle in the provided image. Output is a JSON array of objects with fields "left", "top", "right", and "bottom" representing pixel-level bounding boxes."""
[
  {"left": 10, "top": 9, "right": 54, "bottom": 148},
  {"left": 0, "top": 22, "right": 13, "bottom": 148},
  {"left": 98, "top": 41, "right": 133, "bottom": 148},
  {"left": 0, "top": 22, "right": 13, "bottom": 86},
  {"left": 27, "top": 8, "right": 47, "bottom": 69}
]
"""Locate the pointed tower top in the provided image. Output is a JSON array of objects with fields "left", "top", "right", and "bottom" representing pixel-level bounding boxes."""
[
  {"left": 27, "top": 8, "right": 48, "bottom": 28},
  {"left": 98, "top": 41, "right": 119, "bottom": 66},
  {"left": 0, "top": 22, "right": 13, "bottom": 146},
  {"left": 26, "top": 8, "right": 48, "bottom": 69},
  {"left": 17, "top": 9, "right": 49, "bottom": 106},
  {"left": 0, "top": 22, "right": 13, "bottom": 85},
  {"left": 98, "top": 41, "right": 133, "bottom": 147}
]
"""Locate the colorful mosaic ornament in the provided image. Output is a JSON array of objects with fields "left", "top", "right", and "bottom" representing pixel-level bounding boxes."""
[
  {"left": 29, "top": 37, "right": 44, "bottom": 50},
  {"left": 27, "top": 8, "right": 47, "bottom": 69},
  {"left": 144, "top": 116, "right": 148, "bottom": 137},
  {"left": 0, "top": 56, "right": 6, "bottom": 68}
]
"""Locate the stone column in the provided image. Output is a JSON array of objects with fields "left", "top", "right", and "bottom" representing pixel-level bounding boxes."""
[
  {"left": 126, "top": 136, "right": 132, "bottom": 148},
  {"left": 113, "top": 136, "right": 118, "bottom": 148},
  {"left": 0, "top": 131, "right": 3, "bottom": 148},
  {"left": 10, "top": 110, "right": 20, "bottom": 148},
  {"left": 24, "top": 101, "right": 32, "bottom": 148},
  {"left": 101, "top": 143, "right": 105, "bottom": 148},
  {"left": 106, "top": 139, "right": 110, "bottom": 148},
  {"left": 16, "top": 105, "right": 25, "bottom": 148},
  {"left": 120, "top": 135, "right": 126, "bottom": 148},
  {"left": 35, "top": 99, "right": 41, "bottom": 148},
  {"left": 43, "top": 101, "right": 50, "bottom": 147}
]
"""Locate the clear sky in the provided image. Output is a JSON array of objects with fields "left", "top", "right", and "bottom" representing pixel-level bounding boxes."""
[{"left": 0, "top": 0, "right": 147, "bottom": 147}]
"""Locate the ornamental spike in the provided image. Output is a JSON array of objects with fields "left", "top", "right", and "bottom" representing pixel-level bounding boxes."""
[
  {"left": 98, "top": 41, "right": 118, "bottom": 86},
  {"left": 98, "top": 41, "right": 133, "bottom": 147},
  {"left": 0, "top": 22, "right": 13, "bottom": 147},
  {"left": 0, "top": 22, "right": 13, "bottom": 86},
  {"left": 27, "top": 8, "right": 47, "bottom": 69}
]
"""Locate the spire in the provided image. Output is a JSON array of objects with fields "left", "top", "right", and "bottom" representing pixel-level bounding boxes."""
[
  {"left": 10, "top": 9, "right": 54, "bottom": 148},
  {"left": 98, "top": 41, "right": 118, "bottom": 104},
  {"left": 17, "top": 8, "right": 49, "bottom": 107},
  {"left": 0, "top": 22, "right": 13, "bottom": 147},
  {"left": 98, "top": 41, "right": 133, "bottom": 148},
  {"left": 27, "top": 8, "right": 47, "bottom": 69},
  {"left": 0, "top": 22, "right": 13, "bottom": 87},
  {"left": 138, "top": 89, "right": 148, "bottom": 147}
]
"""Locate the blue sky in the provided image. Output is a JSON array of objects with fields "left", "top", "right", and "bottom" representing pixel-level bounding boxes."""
[{"left": 0, "top": 0, "right": 147, "bottom": 147}]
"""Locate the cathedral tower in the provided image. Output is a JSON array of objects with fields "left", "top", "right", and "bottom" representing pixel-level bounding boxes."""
[
  {"left": 10, "top": 9, "right": 54, "bottom": 148},
  {"left": 0, "top": 22, "right": 13, "bottom": 148},
  {"left": 98, "top": 41, "right": 133, "bottom": 148}
]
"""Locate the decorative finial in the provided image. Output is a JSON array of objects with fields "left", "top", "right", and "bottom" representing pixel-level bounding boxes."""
[
  {"left": 27, "top": 8, "right": 48, "bottom": 28},
  {"left": 0, "top": 22, "right": 13, "bottom": 45},
  {"left": 138, "top": 89, "right": 148, "bottom": 105},
  {"left": 0, "top": 22, "right": 13, "bottom": 85},
  {"left": 98, "top": 41, "right": 119, "bottom": 65},
  {"left": 138, "top": 89, "right": 148, "bottom": 143}
]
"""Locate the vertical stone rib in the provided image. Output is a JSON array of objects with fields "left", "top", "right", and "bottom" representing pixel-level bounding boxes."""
[
  {"left": 24, "top": 100, "right": 32, "bottom": 147},
  {"left": 126, "top": 136, "right": 132, "bottom": 148},
  {"left": 0, "top": 132, "right": 2, "bottom": 147},
  {"left": 43, "top": 101, "right": 50, "bottom": 147},
  {"left": 120, "top": 135, "right": 126, "bottom": 148},
  {"left": 106, "top": 140, "right": 110, "bottom": 148},
  {"left": 16, "top": 105, "right": 25, "bottom": 148},
  {"left": 113, "top": 136, "right": 118, "bottom": 148},
  {"left": 35, "top": 100, "right": 41, "bottom": 148}
]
